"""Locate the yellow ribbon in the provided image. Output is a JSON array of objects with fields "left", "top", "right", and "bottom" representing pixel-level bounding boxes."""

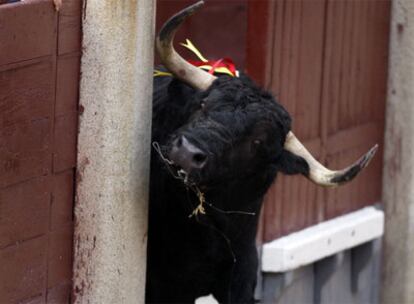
[
  {"left": 154, "top": 39, "right": 238, "bottom": 78},
  {"left": 181, "top": 39, "right": 209, "bottom": 63},
  {"left": 153, "top": 70, "right": 172, "bottom": 77}
]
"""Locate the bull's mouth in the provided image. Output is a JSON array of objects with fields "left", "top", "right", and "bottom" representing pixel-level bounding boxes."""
[
  {"left": 170, "top": 163, "right": 191, "bottom": 184},
  {"left": 152, "top": 142, "right": 196, "bottom": 187}
]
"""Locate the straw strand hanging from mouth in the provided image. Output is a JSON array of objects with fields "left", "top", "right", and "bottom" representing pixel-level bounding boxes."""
[{"left": 152, "top": 141, "right": 256, "bottom": 218}]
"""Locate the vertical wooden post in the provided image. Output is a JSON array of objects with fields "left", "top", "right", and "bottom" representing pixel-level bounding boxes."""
[
  {"left": 382, "top": 1, "right": 414, "bottom": 303},
  {"left": 73, "top": 1, "right": 155, "bottom": 303}
]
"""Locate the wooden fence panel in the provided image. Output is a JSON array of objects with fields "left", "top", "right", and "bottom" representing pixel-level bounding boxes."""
[
  {"left": 322, "top": 0, "right": 389, "bottom": 220},
  {"left": 0, "top": 0, "right": 81, "bottom": 302},
  {"left": 259, "top": 0, "right": 327, "bottom": 241},
  {"left": 247, "top": 0, "right": 391, "bottom": 242}
]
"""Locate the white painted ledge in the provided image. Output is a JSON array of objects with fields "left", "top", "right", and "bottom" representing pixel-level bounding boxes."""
[{"left": 262, "top": 206, "right": 384, "bottom": 273}]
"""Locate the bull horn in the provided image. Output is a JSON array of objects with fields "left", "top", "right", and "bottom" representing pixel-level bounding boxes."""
[
  {"left": 157, "top": 1, "right": 217, "bottom": 91},
  {"left": 284, "top": 131, "right": 378, "bottom": 187}
]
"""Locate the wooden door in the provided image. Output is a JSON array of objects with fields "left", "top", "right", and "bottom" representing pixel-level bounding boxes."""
[
  {"left": 0, "top": 1, "right": 81, "bottom": 302},
  {"left": 246, "top": 0, "right": 390, "bottom": 242}
]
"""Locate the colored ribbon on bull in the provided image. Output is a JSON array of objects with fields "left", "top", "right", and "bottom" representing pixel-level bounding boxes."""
[{"left": 154, "top": 39, "right": 239, "bottom": 78}]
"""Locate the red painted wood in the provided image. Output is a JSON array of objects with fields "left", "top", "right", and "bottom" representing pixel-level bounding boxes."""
[
  {"left": 47, "top": 224, "right": 73, "bottom": 289},
  {"left": 0, "top": 177, "right": 51, "bottom": 248},
  {"left": 259, "top": 0, "right": 327, "bottom": 242},
  {"left": 245, "top": 0, "right": 271, "bottom": 86},
  {"left": 251, "top": 0, "right": 390, "bottom": 241},
  {"left": 321, "top": 0, "right": 390, "bottom": 220},
  {"left": 0, "top": 116, "right": 52, "bottom": 188},
  {"left": 47, "top": 283, "right": 71, "bottom": 304},
  {"left": 58, "top": 0, "right": 82, "bottom": 55},
  {"left": 0, "top": 0, "right": 56, "bottom": 66},
  {"left": 0, "top": 237, "right": 48, "bottom": 303},
  {"left": 56, "top": 54, "right": 81, "bottom": 116},
  {"left": 156, "top": 0, "right": 248, "bottom": 69},
  {"left": 51, "top": 170, "right": 75, "bottom": 230},
  {"left": 0, "top": 0, "right": 81, "bottom": 302},
  {"left": 53, "top": 112, "right": 78, "bottom": 173}
]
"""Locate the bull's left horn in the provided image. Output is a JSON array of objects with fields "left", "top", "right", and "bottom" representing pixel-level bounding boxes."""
[
  {"left": 284, "top": 131, "right": 378, "bottom": 187},
  {"left": 157, "top": 1, "right": 217, "bottom": 91}
]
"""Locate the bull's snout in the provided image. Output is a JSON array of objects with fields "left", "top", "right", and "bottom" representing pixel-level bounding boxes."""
[{"left": 169, "top": 136, "right": 208, "bottom": 173}]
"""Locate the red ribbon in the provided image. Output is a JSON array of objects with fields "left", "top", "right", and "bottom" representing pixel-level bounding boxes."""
[{"left": 188, "top": 57, "right": 237, "bottom": 76}]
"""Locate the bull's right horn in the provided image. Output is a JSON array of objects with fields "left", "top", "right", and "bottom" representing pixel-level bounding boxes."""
[
  {"left": 156, "top": 1, "right": 217, "bottom": 91},
  {"left": 284, "top": 131, "right": 378, "bottom": 187}
]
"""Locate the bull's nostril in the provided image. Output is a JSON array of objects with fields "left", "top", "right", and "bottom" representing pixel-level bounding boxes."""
[
  {"left": 169, "top": 136, "right": 207, "bottom": 171},
  {"left": 193, "top": 153, "right": 207, "bottom": 165},
  {"left": 176, "top": 136, "right": 183, "bottom": 147}
]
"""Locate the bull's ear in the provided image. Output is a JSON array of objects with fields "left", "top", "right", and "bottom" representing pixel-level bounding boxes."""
[{"left": 276, "top": 150, "right": 310, "bottom": 176}]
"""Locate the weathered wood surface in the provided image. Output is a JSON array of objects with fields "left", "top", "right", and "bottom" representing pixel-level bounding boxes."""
[
  {"left": 0, "top": 0, "right": 81, "bottom": 302},
  {"left": 250, "top": 0, "right": 391, "bottom": 242}
]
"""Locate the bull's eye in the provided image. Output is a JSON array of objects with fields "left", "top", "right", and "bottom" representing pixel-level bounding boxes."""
[{"left": 177, "top": 136, "right": 183, "bottom": 147}]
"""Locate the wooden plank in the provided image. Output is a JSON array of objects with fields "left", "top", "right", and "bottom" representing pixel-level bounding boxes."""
[
  {"left": 53, "top": 112, "right": 77, "bottom": 173},
  {"left": 46, "top": 283, "right": 71, "bottom": 304},
  {"left": 270, "top": 0, "right": 285, "bottom": 93},
  {"left": 0, "top": 59, "right": 54, "bottom": 127},
  {"left": 0, "top": 0, "right": 56, "bottom": 66},
  {"left": 263, "top": 0, "right": 326, "bottom": 241},
  {"left": 0, "top": 236, "right": 48, "bottom": 303},
  {"left": 245, "top": 0, "right": 272, "bottom": 86},
  {"left": 293, "top": 0, "right": 325, "bottom": 141},
  {"left": 47, "top": 223, "right": 73, "bottom": 289},
  {"left": 0, "top": 1, "right": 79, "bottom": 303},
  {"left": 0, "top": 117, "right": 52, "bottom": 188},
  {"left": 338, "top": 0, "right": 354, "bottom": 131},
  {"left": 320, "top": 1, "right": 337, "bottom": 142},
  {"left": 56, "top": 53, "right": 81, "bottom": 116},
  {"left": 51, "top": 170, "right": 74, "bottom": 230},
  {"left": 0, "top": 177, "right": 51, "bottom": 249},
  {"left": 327, "top": 122, "right": 381, "bottom": 154},
  {"left": 0, "top": 58, "right": 54, "bottom": 188},
  {"left": 58, "top": 0, "right": 82, "bottom": 55},
  {"left": 320, "top": 0, "right": 389, "bottom": 220}
]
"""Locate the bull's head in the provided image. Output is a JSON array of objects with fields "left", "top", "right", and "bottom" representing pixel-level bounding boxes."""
[{"left": 156, "top": 1, "right": 377, "bottom": 189}]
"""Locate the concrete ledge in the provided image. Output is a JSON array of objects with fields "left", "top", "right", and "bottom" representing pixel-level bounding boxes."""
[{"left": 262, "top": 207, "right": 384, "bottom": 273}]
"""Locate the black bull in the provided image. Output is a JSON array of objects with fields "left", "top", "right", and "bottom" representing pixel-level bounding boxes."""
[{"left": 145, "top": 2, "right": 377, "bottom": 303}]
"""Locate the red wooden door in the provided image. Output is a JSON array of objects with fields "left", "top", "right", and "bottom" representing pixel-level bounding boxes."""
[
  {"left": 0, "top": 1, "right": 81, "bottom": 302},
  {"left": 246, "top": 0, "right": 390, "bottom": 242}
]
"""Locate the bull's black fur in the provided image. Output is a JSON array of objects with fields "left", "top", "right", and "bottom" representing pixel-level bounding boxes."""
[{"left": 146, "top": 73, "right": 309, "bottom": 303}]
